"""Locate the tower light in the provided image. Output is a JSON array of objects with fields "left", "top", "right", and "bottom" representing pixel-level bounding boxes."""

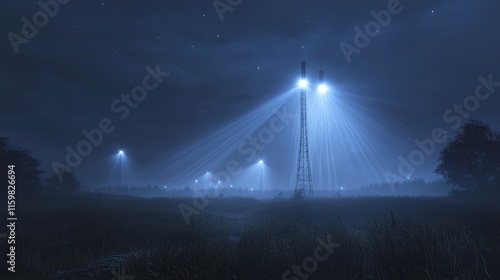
[{"left": 317, "top": 68, "right": 328, "bottom": 94}]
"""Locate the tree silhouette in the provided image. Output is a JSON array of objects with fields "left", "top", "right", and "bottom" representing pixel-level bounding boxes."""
[
  {"left": 435, "top": 120, "right": 500, "bottom": 193},
  {"left": 46, "top": 172, "right": 81, "bottom": 193},
  {"left": 0, "top": 137, "right": 43, "bottom": 197}
]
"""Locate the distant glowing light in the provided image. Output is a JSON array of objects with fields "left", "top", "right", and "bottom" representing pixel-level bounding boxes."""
[
  {"left": 195, "top": 180, "right": 198, "bottom": 183},
  {"left": 317, "top": 84, "right": 328, "bottom": 94},
  {"left": 230, "top": 185, "right": 233, "bottom": 188},
  {"left": 340, "top": 187, "right": 344, "bottom": 190},
  {"left": 298, "top": 79, "right": 308, "bottom": 89},
  {"left": 259, "top": 160, "right": 263, "bottom": 164},
  {"left": 218, "top": 180, "right": 221, "bottom": 184},
  {"left": 118, "top": 150, "right": 124, "bottom": 155}
]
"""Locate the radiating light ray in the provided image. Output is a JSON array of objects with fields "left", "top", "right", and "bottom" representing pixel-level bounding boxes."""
[
  {"left": 232, "top": 161, "right": 271, "bottom": 191},
  {"left": 133, "top": 80, "right": 414, "bottom": 192},
  {"left": 307, "top": 87, "right": 412, "bottom": 189},
  {"left": 107, "top": 156, "right": 121, "bottom": 187},
  {"left": 133, "top": 89, "right": 296, "bottom": 188},
  {"left": 108, "top": 152, "right": 131, "bottom": 187}
]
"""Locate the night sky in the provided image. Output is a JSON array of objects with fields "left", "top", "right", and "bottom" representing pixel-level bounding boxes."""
[{"left": 1, "top": 0, "right": 499, "bottom": 188}]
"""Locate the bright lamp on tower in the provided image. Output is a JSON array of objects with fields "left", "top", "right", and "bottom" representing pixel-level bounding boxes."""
[
  {"left": 298, "top": 79, "right": 308, "bottom": 89},
  {"left": 317, "top": 84, "right": 328, "bottom": 94}
]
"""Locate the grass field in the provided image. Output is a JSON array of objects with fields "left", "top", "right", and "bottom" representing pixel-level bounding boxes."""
[{"left": 2, "top": 194, "right": 499, "bottom": 280}]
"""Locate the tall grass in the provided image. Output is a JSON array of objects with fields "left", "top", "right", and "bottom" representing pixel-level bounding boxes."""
[{"left": 2, "top": 194, "right": 499, "bottom": 279}]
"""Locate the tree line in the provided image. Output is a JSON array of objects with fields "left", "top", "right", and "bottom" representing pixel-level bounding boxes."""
[
  {"left": 1, "top": 119, "right": 499, "bottom": 198},
  {"left": 0, "top": 137, "right": 80, "bottom": 197}
]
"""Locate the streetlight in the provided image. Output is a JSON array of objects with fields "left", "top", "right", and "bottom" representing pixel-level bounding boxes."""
[
  {"left": 205, "top": 170, "right": 210, "bottom": 190},
  {"left": 258, "top": 159, "right": 264, "bottom": 191},
  {"left": 117, "top": 149, "right": 124, "bottom": 188}
]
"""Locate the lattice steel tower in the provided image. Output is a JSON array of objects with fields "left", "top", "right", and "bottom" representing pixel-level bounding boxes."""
[{"left": 295, "top": 61, "right": 313, "bottom": 196}]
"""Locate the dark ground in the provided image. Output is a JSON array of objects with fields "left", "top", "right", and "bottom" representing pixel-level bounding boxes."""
[{"left": 1, "top": 193, "right": 499, "bottom": 280}]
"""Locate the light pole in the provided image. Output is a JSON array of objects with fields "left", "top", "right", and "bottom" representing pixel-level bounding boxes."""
[
  {"left": 205, "top": 170, "right": 210, "bottom": 190},
  {"left": 118, "top": 150, "right": 124, "bottom": 188},
  {"left": 296, "top": 61, "right": 314, "bottom": 196},
  {"left": 295, "top": 63, "right": 330, "bottom": 196},
  {"left": 259, "top": 159, "right": 264, "bottom": 191}
]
